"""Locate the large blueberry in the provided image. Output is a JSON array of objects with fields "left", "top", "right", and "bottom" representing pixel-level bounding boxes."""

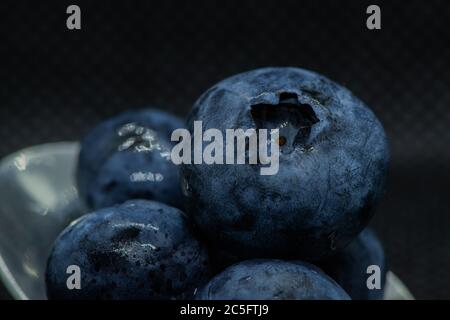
[
  {"left": 181, "top": 67, "right": 389, "bottom": 261},
  {"left": 77, "top": 108, "right": 184, "bottom": 210},
  {"left": 318, "top": 227, "right": 387, "bottom": 300},
  {"left": 196, "top": 259, "right": 350, "bottom": 300},
  {"left": 46, "top": 200, "right": 211, "bottom": 300}
]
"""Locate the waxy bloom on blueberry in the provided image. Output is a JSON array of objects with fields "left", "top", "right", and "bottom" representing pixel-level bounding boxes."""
[
  {"left": 77, "top": 109, "right": 185, "bottom": 210},
  {"left": 46, "top": 200, "right": 211, "bottom": 299},
  {"left": 196, "top": 259, "right": 350, "bottom": 300},
  {"left": 181, "top": 67, "right": 389, "bottom": 261}
]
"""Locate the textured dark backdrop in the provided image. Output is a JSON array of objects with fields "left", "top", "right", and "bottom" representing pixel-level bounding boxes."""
[{"left": 1, "top": 0, "right": 449, "bottom": 299}]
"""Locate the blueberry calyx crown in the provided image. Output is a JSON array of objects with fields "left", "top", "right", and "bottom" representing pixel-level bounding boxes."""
[{"left": 250, "top": 92, "right": 319, "bottom": 154}]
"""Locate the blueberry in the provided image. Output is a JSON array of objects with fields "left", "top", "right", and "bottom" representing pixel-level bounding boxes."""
[
  {"left": 46, "top": 200, "right": 211, "bottom": 300},
  {"left": 181, "top": 67, "right": 389, "bottom": 261},
  {"left": 77, "top": 108, "right": 184, "bottom": 210},
  {"left": 196, "top": 259, "right": 350, "bottom": 300},
  {"left": 89, "top": 148, "right": 181, "bottom": 210},
  {"left": 318, "top": 227, "right": 387, "bottom": 300}
]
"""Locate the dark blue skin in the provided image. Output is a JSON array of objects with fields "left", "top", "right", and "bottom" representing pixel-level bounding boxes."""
[
  {"left": 181, "top": 67, "right": 389, "bottom": 261},
  {"left": 89, "top": 148, "right": 181, "bottom": 210},
  {"left": 318, "top": 227, "right": 387, "bottom": 300},
  {"left": 196, "top": 259, "right": 350, "bottom": 300},
  {"left": 77, "top": 109, "right": 184, "bottom": 210},
  {"left": 46, "top": 200, "right": 211, "bottom": 300}
]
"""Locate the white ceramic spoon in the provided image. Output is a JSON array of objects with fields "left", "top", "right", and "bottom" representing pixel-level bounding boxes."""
[{"left": 0, "top": 142, "right": 84, "bottom": 299}]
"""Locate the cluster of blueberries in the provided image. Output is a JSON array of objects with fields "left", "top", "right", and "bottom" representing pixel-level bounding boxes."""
[{"left": 45, "top": 67, "right": 389, "bottom": 300}]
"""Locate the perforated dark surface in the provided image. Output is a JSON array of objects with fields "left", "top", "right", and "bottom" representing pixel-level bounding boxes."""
[{"left": 1, "top": 0, "right": 449, "bottom": 299}]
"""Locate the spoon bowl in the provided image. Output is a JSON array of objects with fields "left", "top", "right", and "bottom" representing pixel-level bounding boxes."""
[{"left": 0, "top": 142, "right": 85, "bottom": 299}]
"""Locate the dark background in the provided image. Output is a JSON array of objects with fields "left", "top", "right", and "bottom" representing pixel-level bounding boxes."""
[{"left": 1, "top": 0, "right": 449, "bottom": 299}]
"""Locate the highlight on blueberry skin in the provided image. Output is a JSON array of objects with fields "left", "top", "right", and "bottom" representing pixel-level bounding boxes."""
[
  {"left": 181, "top": 67, "right": 389, "bottom": 261},
  {"left": 77, "top": 108, "right": 184, "bottom": 210},
  {"left": 318, "top": 227, "right": 387, "bottom": 300},
  {"left": 45, "top": 200, "right": 211, "bottom": 300},
  {"left": 196, "top": 259, "right": 350, "bottom": 300}
]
